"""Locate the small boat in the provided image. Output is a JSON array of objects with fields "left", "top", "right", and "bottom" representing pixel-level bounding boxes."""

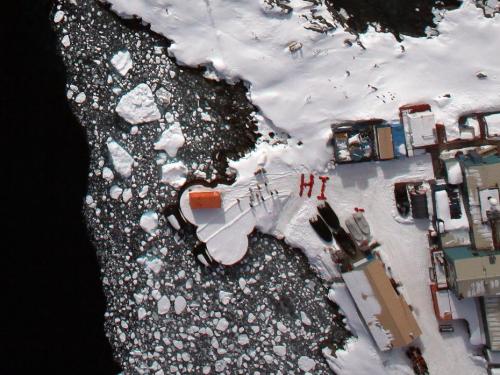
[
  {"left": 353, "top": 211, "right": 371, "bottom": 236},
  {"left": 193, "top": 243, "right": 215, "bottom": 267},
  {"left": 394, "top": 182, "right": 410, "bottom": 217},
  {"left": 333, "top": 228, "right": 357, "bottom": 256},
  {"left": 345, "top": 216, "right": 365, "bottom": 243},
  {"left": 309, "top": 215, "right": 333, "bottom": 243},
  {"left": 163, "top": 204, "right": 188, "bottom": 230},
  {"left": 318, "top": 201, "right": 341, "bottom": 232}
]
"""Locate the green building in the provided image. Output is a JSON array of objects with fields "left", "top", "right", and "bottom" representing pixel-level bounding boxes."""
[{"left": 444, "top": 246, "right": 500, "bottom": 299}]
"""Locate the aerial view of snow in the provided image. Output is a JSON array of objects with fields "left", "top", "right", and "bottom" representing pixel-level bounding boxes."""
[
  {"left": 107, "top": 0, "right": 500, "bottom": 156},
  {"left": 6, "top": 0, "right": 500, "bottom": 374}
]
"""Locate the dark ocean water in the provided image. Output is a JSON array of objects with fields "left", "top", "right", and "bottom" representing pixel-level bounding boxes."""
[
  {"left": 327, "top": 0, "right": 462, "bottom": 39},
  {"left": 3, "top": 1, "right": 120, "bottom": 374}
]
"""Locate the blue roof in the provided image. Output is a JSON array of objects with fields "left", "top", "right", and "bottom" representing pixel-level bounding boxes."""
[
  {"left": 463, "top": 154, "right": 500, "bottom": 168},
  {"left": 444, "top": 246, "right": 500, "bottom": 262}
]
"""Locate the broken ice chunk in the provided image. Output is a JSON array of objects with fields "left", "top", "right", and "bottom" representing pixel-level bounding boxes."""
[
  {"left": 116, "top": 83, "right": 161, "bottom": 125},
  {"left": 174, "top": 296, "right": 187, "bottom": 314},
  {"left": 61, "top": 35, "right": 70, "bottom": 48},
  {"left": 160, "top": 161, "right": 187, "bottom": 188},
  {"left": 111, "top": 50, "right": 133, "bottom": 76},
  {"left": 273, "top": 345, "right": 286, "bottom": 357},
  {"left": 146, "top": 258, "right": 163, "bottom": 274},
  {"left": 102, "top": 167, "right": 114, "bottom": 182},
  {"left": 157, "top": 296, "right": 171, "bottom": 315},
  {"left": 53, "top": 10, "right": 64, "bottom": 23},
  {"left": 140, "top": 211, "right": 159, "bottom": 234},
  {"left": 154, "top": 123, "right": 185, "bottom": 157},
  {"left": 107, "top": 140, "right": 134, "bottom": 178},
  {"left": 218, "top": 291, "right": 233, "bottom": 305},
  {"left": 138, "top": 307, "right": 147, "bottom": 320},
  {"left": 216, "top": 318, "right": 229, "bottom": 331},
  {"left": 122, "top": 188, "right": 133, "bottom": 203},
  {"left": 109, "top": 185, "right": 123, "bottom": 200},
  {"left": 155, "top": 87, "right": 172, "bottom": 107},
  {"left": 167, "top": 214, "right": 181, "bottom": 231},
  {"left": 298, "top": 356, "right": 316, "bottom": 372}
]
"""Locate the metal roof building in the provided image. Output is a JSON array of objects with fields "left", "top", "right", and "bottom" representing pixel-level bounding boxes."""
[
  {"left": 343, "top": 259, "right": 422, "bottom": 351},
  {"left": 463, "top": 155, "right": 500, "bottom": 251},
  {"left": 444, "top": 246, "right": 500, "bottom": 298},
  {"left": 188, "top": 191, "right": 222, "bottom": 209}
]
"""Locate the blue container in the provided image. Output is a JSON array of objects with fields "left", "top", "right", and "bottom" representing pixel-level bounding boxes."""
[{"left": 391, "top": 120, "right": 407, "bottom": 158}]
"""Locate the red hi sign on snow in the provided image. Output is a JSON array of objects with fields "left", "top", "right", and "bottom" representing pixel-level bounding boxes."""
[{"left": 299, "top": 174, "right": 330, "bottom": 200}]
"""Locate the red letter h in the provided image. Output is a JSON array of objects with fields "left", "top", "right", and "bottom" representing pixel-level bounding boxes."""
[{"left": 299, "top": 174, "right": 314, "bottom": 197}]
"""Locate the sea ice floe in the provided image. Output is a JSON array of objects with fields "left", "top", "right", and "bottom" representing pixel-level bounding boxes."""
[
  {"left": 53, "top": 10, "right": 64, "bottom": 23},
  {"left": 116, "top": 83, "right": 161, "bottom": 124},
  {"left": 111, "top": 50, "right": 133, "bottom": 76},
  {"left": 174, "top": 296, "right": 187, "bottom": 314},
  {"left": 273, "top": 345, "right": 287, "bottom": 357},
  {"left": 160, "top": 161, "right": 187, "bottom": 188},
  {"left": 154, "top": 123, "right": 185, "bottom": 157},
  {"left": 298, "top": 356, "right": 316, "bottom": 372},
  {"left": 140, "top": 211, "right": 159, "bottom": 234},
  {"left": 157, "top": 296, "right": 171, "bottom": 315},
  {"left": 122, "top": 188, "right": 133, "bottom": 203},
  {"left": 109, "top": 185, "right": 123, "bottom": 200},
  {"left": 216, "top": 318, "right": 229, "bottom": 332},
  {"left": 61, "top": 35, "right": 70, "bottom": 48},
  {"left": 102, "top": 167, "right": 114, "bottom": 182},
  {"left": 107, "top": 139, "right": 134, "bottom": 178}
]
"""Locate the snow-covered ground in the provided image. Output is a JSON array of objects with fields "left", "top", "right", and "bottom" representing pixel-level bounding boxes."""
[
  {"left": 107, "top": 0, "right": 500, "bottom": 161},
  {"left": 179, "top": 142, "right": 487, "bottom": 372},
  {"left": 326, "top": 158, "right": 486, "bottom": 374},
  {"left": 99, "top": 0, "right": 500, "bottom": 373}
]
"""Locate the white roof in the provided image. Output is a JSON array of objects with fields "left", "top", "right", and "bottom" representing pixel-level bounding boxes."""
[
  {"left": 446, "top": 159, "right": 463, "bottom": 185},
  {"left": 408, "top": 111, "right": 437, "bottom": 147},
  {"left": 435, "top": 289, "right": 485, "bottom": 345},
  {"left": 179, "top": 180, "right": 293, "bottom": 266},
  {"left": 432, "top": 251, "right": 448, "bottom": 288},
  {"left": 486, "top": 113, "right": 500, "bottom": 137},
  {"left": 435, "top": 190, "right": 469, "bottom": 232},
  {"left": 479, "top": 188, "right": 500, "bottom": 222},
  {"left": 179, "top": 185, "right": 251, "bottom": 265}
]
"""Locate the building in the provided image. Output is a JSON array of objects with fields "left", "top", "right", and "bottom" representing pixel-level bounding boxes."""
[
  {"left": 343, "top": 259, "right": 422, "bottom": 351},
  {"left": 432, "top": 183, "right": 471, "bottom": 249},
  {"left": 462, "top": 154, "right": 500, "bottom": 251},
  {"left": 331, "top": 120, "right": 402, "bottom": 163},
  {"left": 443, "top": 246, "right": 500, "bottom": 298},
  {"left": 437, "top": 153, "right": 500, "bottom": 354},
  {"left": 485, "top": 113, "right": 500, "bottom": 139},
  {"left": 376, "top": 126, "right": 395, "bottom": 160},
  {"left": 189, "top": 191, "right": 222, "bottom": 209},
  {"left": 400, "top": 103, "right": 437, "bottom": 156}
]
